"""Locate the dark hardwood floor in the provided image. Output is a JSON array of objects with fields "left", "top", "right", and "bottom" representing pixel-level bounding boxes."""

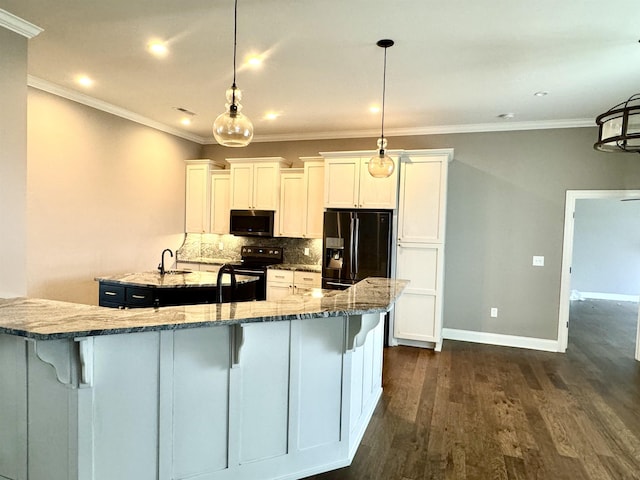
[{"left": 305, "top": 300, "right": 640, "bottom": 480}]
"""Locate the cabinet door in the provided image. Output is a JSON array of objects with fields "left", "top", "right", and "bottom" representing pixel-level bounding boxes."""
[
  {"left": 397, "top": 156, "right": 447, "bottom": 243},
  {"left": 324, "top": 158, "right": 360, "bottom": 208},
  {"left": 267, "top": 270, "right": 294, "bottom": 300},
  {"left": 185, "top": 163, "right": 211, "bottom": 233},
  {"left": 304, "top": 162, "right": 325, "bottom": 238},
  {"left": 359, "top": 157, "right": 398, "bottom": 209},
  {"left": 279, "top": 172, "right": 305, "bottom": 237},
  {"left": 393, "top": 244, "right": 442, "bottom": 343},
  {"left": 210, "top": 172, "right": 230, "bottom": 234},
  {"left": 267, "top": 282, "right": 294, "bottom": 300},
  {"left": 229, "top": 163, "right": 254, "bottom": 209},
  {"left": 253, "top": 163, "right": 279, "bottom": 210}
]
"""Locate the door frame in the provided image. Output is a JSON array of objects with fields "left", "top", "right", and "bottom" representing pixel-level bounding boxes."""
[{"left": 558, "top": 190, "right": 640, "bottom": 360}]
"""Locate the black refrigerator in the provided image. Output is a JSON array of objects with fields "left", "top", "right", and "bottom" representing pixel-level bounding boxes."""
[{"left": 322, "top": 209, "right": 393, "bottom": 289}]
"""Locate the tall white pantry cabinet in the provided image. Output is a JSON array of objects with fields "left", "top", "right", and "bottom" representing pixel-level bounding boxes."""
[{"left": 393, "top": 149, "right": 452, "bottom": 351}]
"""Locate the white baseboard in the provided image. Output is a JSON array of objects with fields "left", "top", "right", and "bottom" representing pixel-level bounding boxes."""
[
  {"left": 579, "top": 292, "right": 639, "bottom": 302},
  {"left": 442, "top": 328, "right": 560, "bottom": 352}
]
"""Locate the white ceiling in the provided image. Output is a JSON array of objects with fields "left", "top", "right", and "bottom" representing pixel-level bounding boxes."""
[{"left": 3, "top": 0, "right": 640, "bottom": 144}]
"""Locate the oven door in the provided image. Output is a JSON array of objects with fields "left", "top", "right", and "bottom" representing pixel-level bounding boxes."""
[{"left": 234, "top": 266, "right": 267, "bottom": 301}]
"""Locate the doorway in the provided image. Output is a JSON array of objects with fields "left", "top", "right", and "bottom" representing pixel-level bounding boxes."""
[{"left": 558, "top": 190, "right": 640, "bottom": 361}]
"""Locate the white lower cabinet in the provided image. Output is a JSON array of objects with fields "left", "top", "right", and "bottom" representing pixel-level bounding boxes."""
[
  {"left": 267, "top": 270, "right": 294, "bottom": 300},
  {"left": 393, "top": 243, "right": 443, "bottom": 347},
  {"left": 293, "top": 271, "right": 321, "bottom": 295},
  {"left": 267, "top": 270, "right": 321, "bottom": 300}
]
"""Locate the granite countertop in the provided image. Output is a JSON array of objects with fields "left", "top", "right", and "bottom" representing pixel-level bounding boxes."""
[
  {"left": 0, "top": 278, "right": 408, "bottom": 340},
  {"left": 95, "top": 270, "right": 258, "bottom": 289},
  {"left": 268, "top": 264, "right": 322, "bottom": 273}
]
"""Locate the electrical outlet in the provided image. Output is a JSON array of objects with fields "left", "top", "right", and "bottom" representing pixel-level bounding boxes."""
[
  {"left": 218, "top": 242, "right": 224, "bottom": 251},
  {"left": 490, "top": 307, "right": 498, "bottom": 318},
  {"left": 532, "top": 255, "right": 544, "bottom": 267},
  {"left": 304, "top": 247, "right": 310, "bottom": 256}
]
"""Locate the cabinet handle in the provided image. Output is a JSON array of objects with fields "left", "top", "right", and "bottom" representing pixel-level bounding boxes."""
[
  {"left": 104, "top": 291, "right": 117, "bottom": 296},
  {"left": 132, "top": 294, "right": 146, "bottom": 299}
]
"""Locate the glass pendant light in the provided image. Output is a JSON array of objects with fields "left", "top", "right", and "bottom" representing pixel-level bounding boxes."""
[
  {"left": 369, "top": 39, "right": 395, "bottom": 178},
  {"left": 213, "top": 0, "right": 253, "bottom": 147}
]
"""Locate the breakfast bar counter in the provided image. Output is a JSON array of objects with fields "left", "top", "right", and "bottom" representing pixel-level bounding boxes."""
[{"left": 0, "top": 278, "right": 407, "bottom": 480}]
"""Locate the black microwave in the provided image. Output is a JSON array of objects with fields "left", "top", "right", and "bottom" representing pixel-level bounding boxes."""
[{"left": 229, "top": 210, "right": 275, "bottom": 237}]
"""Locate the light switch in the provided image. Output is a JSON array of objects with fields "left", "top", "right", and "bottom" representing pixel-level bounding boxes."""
[
  {"left": 490, "top": 307, "right": 498, "bottom": 318},
  {"left": 304, "top": 247, "right": 310, "bottom": 256},
  {"left": 532, "top": 256, "right": 544, "bottom": 267}
]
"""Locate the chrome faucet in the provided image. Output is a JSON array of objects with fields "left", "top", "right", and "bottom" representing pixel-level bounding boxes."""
[
  {"left": 216, "top": 264, "right": 237, "bottom": 303},
  {"left": 158, "top": 248, "right": 173, "bottom": 275}
]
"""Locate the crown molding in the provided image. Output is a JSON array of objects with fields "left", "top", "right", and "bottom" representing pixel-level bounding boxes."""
[
  {"left": 26, "top": 74, "right": 595, "bottom": 147},
  {"left": 27, "top": 75, "right": 207, "bottom": 144},
  {"left": 232, "top": 118, "right": 595, "bottom": 144},
  {"left": 0, "top": 9, "right": 43, "bottom": 38}
]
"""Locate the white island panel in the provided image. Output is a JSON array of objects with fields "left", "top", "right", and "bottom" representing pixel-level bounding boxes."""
[
  {"left": 239, "top": 321, "right": 291, "bottom": 464},
  {"left": 172, "top": 327, "right": 230, "bottom": 477},
  {"left": 93, "top": 332, "right": 160, "bottom": 480},
  {"left": 296, "top": 315, "right": 344, "bottom": 450}
]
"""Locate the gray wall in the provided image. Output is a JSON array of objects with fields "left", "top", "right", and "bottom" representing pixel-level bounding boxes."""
[
  {"left": 26, "top": 89, "right": 202, "bottom": 304},
  {"left": 572, "top": 198, "right": 640, "bottom": 297},
  {"left": 202, "top": 128, "right": 640, "bottom": 340},
  {"left": 0, "top": 27, "right": 28, "bottom": 297}
]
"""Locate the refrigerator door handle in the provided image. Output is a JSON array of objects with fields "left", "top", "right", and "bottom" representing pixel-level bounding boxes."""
[
  {"left": 353, "top": 216, "right": 360, "bottom": 275},
  {"left": 349, "top": 214, "right": 356, "bottom": 279}
]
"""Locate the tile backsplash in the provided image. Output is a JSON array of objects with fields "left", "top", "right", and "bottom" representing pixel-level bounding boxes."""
[{"left": 177, "top": 233, "right": 322, "bottom": 265}]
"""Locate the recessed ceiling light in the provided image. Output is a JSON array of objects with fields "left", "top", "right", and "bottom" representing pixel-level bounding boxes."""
[
  {"left": 180, "top": 117, "right": 193, "bottom": 126},
  {"left": 497, "top": 113, "right": 515, "bottom": 119},
  {"left": 76, "top": 75, "right": 93, "bottom": 87},
  {"left": 246, "top": 54, "right": 263, "bottom": 67},
  {"left": 369, "top": 105, "right": 381, "bottom": 114},
  {"left": 148, "top": 41, "right": 168, "bottom": 57},
  {"left": 534, "top": 91, "right": 548, "bottom": 97},
  {"left": 264, "top": 112, "right": 280, "bottom": 120}
]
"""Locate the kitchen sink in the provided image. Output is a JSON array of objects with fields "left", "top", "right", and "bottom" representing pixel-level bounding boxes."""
[{"left": 163, "top": 270, "right": 192, "bottom": 275}]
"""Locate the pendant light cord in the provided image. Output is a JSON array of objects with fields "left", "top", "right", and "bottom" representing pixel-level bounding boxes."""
[
  {"left": 231, "top": 0, "right": 238, "bottom": 105},
  {"left": 232, "top": 0, "right": 237, "bottom": 87},
  {"left": 380, "top": 45, "right": 387, "bottom": 142}
]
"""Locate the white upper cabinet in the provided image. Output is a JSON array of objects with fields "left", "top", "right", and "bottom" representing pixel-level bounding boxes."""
[
  {"left": 227, "top": 157, "right": 291, "bottom": 210},
  {"left": 279, "top": 158, "right": 325, "bottom": 238},
  {"left": 302, "top": 159, "right": 325, "bottom": 238},
  {"left": 210, "top": 170, "right": 230, "bottom": 234},
  {"left": 279, "top": 169, "right": 305, "bottom": 237},
  {"left": 185, "top": 159, "right": 226, "bottom": 233},
  {"left": 321, "top": 152, "right": 398, "bottom": 209},
  {"left": 397, "top": 152, "right": 450, "bottom": 243}
]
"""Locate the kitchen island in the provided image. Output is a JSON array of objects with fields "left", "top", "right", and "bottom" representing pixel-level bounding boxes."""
[{"left": 0, "top": 278, "right": 407, "bottom": 480}]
